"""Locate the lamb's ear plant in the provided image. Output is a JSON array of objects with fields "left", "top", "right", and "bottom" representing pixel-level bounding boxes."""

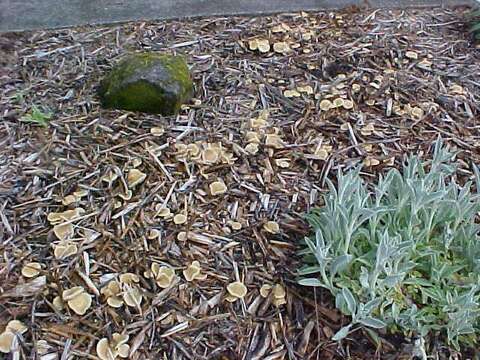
[
  {"left": 469, "top": 0, "right": 480, "bottom": 40},
  {"left": 298, "top": 138, "right": 480, "bottom": 352}
]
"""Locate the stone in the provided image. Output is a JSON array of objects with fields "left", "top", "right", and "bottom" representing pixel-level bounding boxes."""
[{"left": 98, "top": 53, "right": 193, "bottom": 115}]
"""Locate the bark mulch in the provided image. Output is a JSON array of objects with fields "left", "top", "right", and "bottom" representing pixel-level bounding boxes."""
[{"left": 1, "top": 5, "right": 479, "bottom": 360}]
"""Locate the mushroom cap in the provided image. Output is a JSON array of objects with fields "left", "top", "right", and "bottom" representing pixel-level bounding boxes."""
[
  {"left": 52, "top": 296, "right": 64, "bottom": 311},
  {"left": 201, "top": 148, "right": 219, "bottom": 164},
  {"left": 112, "top": 333, "right": 129, "bottom": 346},
  {"left": 96, "top": 338, "right": 116, "bottom": 360},
  {"left": 119, "top": 273, "right": 139, "bottom": 284},
  {"left": 227, "top": 281, "right": 248, "bottom": 299},
  {"left": 53, "top": 223, "right": 74, "bottom": 241},
  {"left": 107, "top": 296, "right": 124, "bottom": 308},
  {"left": 273, "top": 284, "right": 286, "bottom": 299},
  {"left": 67, "top": 292, "right": 92, "bottom": 315},
  {"left": 263, "top": 221, "right": 280, "bottom": 234},
  {"left": 183, "top": 262, "right": 201, "bottom": 282},
  {"left": 62, "top": 194, "right": 78, "bottom": 206},
  {"left": 54, "top": 242, "right": 78, "bottom": 259},
  {"left": 123, "top": 287, "right": 142, "bottom": 308},
  {"left": 333, "top": 98, "right": 344, "bottom": 108},
  {"left": 265, "top": 134, "right": 284, "bottom": 149},
  {"left": 319, "top": 99, "right": 333, "bottom": 111},
  {"left": 62, "top": 286, "right": 85, "bottom": 301},
  {"left": 0, "top": 331, "right": 14, "bottom": 353},
  {"left": 256, "top": 39, "right": 270, "bottom": 53},
  {"left": 6, "top": 320, "right": 27, "bottom": 334},
  {"left": 209, "top": 181, "right": 227, "bottom": 196},
  {"left": 116, "top": 343, "right": 130, "bottom": 358},
  {"left": 245, "top": 143, "right": 259, "bottom": 155},
  {"left": 127, "top": 169, "right": 147, "bottom": 188},
  {"left": 173, "top": 214, "right": 187, "bottom": 225},
  {"left": 260, "top": 284, "right": 272, "bottom": 298},
  {"left": 21, "top": 262, "right": 42, "bottom": 278}
]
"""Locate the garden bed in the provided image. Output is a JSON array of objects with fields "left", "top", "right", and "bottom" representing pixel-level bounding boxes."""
[{"left": 1, "top": 6, "right": 479, "bottom": 359}]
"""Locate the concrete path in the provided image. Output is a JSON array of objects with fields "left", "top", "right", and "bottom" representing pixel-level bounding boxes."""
[{"left": 0, "top": 0, "right": 473, "bottom": 32}]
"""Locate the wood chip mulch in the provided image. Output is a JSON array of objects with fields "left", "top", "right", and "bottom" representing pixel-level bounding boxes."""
[{"left": 1, "top": 6, "right": 480, "bottom": 360}]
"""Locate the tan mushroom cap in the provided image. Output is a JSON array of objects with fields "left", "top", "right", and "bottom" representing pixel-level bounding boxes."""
[
  {"left": 263, "top": 221, "right": 280, "bottom": 234},
  {"left": 62, "top": 287, "right": 92, "bottom": 315},
  {"left": 155, "top": 267, "right": 176, "bottom": 288},
  {"left": 245, "top": 143, "right": 259, "bottom": 155},
  {"left": 150, "top": 126, "right": 165, "bottom": 137},
  {"left": 0, "top": 332, "right": 14, "bottom": 353},
  {"left": 173, "top": 214, "right": 187, "bottom": 225},
  {"left": 53, "top": 223, "right": 74, "bottom": 241},
  {"left": 209, "top": 181, "right": 227, "bottom": 196},
  {"left": 47, "top": 208, "right": 85, "bottom": 224},
  {"left": 123, "top": 287, "right": 143, "bottom": 308},
  {"left": 183, "top": 261, "right": 201, "bottom": 282},
  {"left": 256, "top": 39, "right": 270, "bottom": 53},
  {"left": 227, "top": 281, "right": 248, "bottom": 299},
  {"left": 201, "top": 148, "right": 220, "bottom": 164},
  {"left": 156, "top": 206, "right": 172, "bottom": 218},
  {"left": 273, "top": 41, "right": 290, "bottom": 54},
  {"left": 54, "top": 241, "right": 78, "bottom": 259},
  {"left": 21, "top": 262, "right": 42, "bottom": 278},
  {"left": 67, "top": 292, "right": 92, "bottom": 315},
  {"left": 96, "top": 338, "right": 116, "bottom": 360},
  {"left": 62, "top": 194, "right": 78, "bottom": 206},
  {"left": 52, "top": 296, "right": 64, "bottom": 311},
  {"left": 260, "top": 284, "right": 272, "bottom": 298},
  {"left": 265, "top": 134, "right": 284, "bottom": 149},
  {"left": 6, "top": 320, "right": 27, "bottom": 334},
  {"left": 119, "top": 273, "right": 139, "bottom": 284},
  {"left": 319, "top": 99, "right": 333, "bottom": 111},
  {"left": 127, "top": 169, "right": 147, "bottom": 188}
]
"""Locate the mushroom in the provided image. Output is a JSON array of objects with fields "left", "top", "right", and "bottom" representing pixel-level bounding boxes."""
[
  {"left": 122, "top": 286, "right": 143, "bottom": 308},
  {"left": 101, "top": 280, "right": 123, "bottom": 308},
  {"left": 360, "top": 123, "right": 375, "bottom": 136},
  {"left": 263, "top": 221, "right": 280, "bottom": 234},
  {"left": 62, "top": 194, "right": 78, "bottom": 206},
  {"left": 265, "top": 134, "right": 284, "bottom": 149},
  {"left": 96, "top": 333, "right": 130, "bottom": 360},
  {"left": 209, "top": 180, "right": 227, "bottom": 196},
  {"left": 127, "top": 169, "right": 146, "bottom": 188},
  {"left": 256, "top": 39, "right": 270, "bottom": 53},
  {"left": 283, "top": 89, "right": 301, "bottom": 98},
  {"left": 187, "top": 143, "right": 200, "bottom": 157},
  {"left": 155, "top": 205, "right": 172, "bottom": 219},
  {"left": 150, "top": 127, "right": 165, "bottom": 137},
  {"left": 183, "top": 261, "right": 207, "bottom": 282},
  {"left": 173, "top": 214, "right": 187, "bottom": 225},
  {"left": 319, "top": 99, "right": 333, "bottom": 111},
  {"left": 245, "top": 131, "right": 262, "bottom": 144},
  {"left": 53, "top": 223, "right": 74, "bottom": 241},
  {"left": 228, "top": 221, "right": 242, "bottom": 231},
  {"left": 297, "top": 85, "right": 314, "bottom": 95},
  {"left": 201, "top": 148, "right": 220, "bottom": 164},
  {"left": 333, "top": 98, "right": 344, "bottom": 108},
  {"left": 145, "top": 264, "right": 176, "bottom": 288},
  {"left": 342, "top": 99, "right": 354, "bottom": 110},
  {"left": 21, "top": 262, "right": 42, "bottom": 278},
  {"left": 259, "top": 284, "right": 272, "bottom": 298},
  {"left": 275, "top": 158, "right": 290, "bottom": 168},
  {"left": 0, "top": 332, "right": 15, "bottom": 353},
  {"left": 0, "top": 320, "right": 28, "bottom": 353},
  {"left": 273, "top": 42, "right": 290, "bottom": 54},
  {"left": 47, "top": 208, "right": 85, "bottom": 225},
  {"left": 227, "top": 281, "right": 248, "bottom": 301},
  {"left": 62, "top": 286, "right": 92, "bottom": 315},
  {"left": 272, "top": 284, "right": 287, "bottom": 307},
  {"left": 102, "top": 171, "right": 119, "bottom": 185},
  {"left": 245, "top": 143, "right": 259, "bottom": 155},
  {"left": 53, "top": 241, "right": 78, "bottom": 259}
]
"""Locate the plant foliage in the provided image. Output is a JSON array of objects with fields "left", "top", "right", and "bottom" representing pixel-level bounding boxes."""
[
  {"left": 469, "top": 1, "right": 480, "bottom": 40},
  {"left": 298, "top": 139, "right": 480, "bottom": 350}
]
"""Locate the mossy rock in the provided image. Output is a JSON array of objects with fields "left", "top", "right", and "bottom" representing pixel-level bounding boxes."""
[{"left": 98, "top": 53, "right": 193, "bottom": 115}]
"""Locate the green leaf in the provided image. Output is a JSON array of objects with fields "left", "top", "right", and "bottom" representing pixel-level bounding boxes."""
[
  {"left": 332, "top": 325, "right": 352, "bottom": 341},
  {"left": 342, "top": 288, "right": 357, "bottom": 315},
  {"left": 298, "top": 278, "right": 323, "bottom": 287},
  {"left": 359, "top": 316, "right": 387, "bottom": 329}
]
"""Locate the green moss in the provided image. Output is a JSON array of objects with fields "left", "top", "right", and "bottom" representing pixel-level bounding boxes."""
[{"left": 98, "top": 53, "right": 193, "bottom": 115}]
